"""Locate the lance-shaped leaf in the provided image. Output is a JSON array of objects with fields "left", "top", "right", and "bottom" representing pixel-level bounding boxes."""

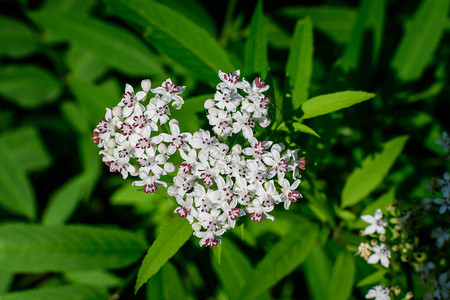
[
  {"left": 391, "top": 0, "right": 449, "bottom": 82},
  {"left": 341, "top": 135, "right": 409, "bottom": 208},
  {"left": 286, "top": 16, "right": 313, "bottom": 110},
  {"left": 135, "top": 217, "right": 193, "bottom": 293},
  {"left": 0, "top": 285, "right": 108, "bottom": 300},
  {"left": 303, "top": 248, "right": 331, "bottom": 300},
  {"left": 300, "top": 91, "right": 375, "bottom": 119},
  {"left": 244, "top": 0, "right": 268, "bottom": 78},
  {"left": 105, "top": 0, "right": 234, "bottom": 83},
  {"left": 29, "top": 10, "right": 162, "bottom": 76},
  {"left": 0, "top": 16, "right": 40, "bottom": 58},
  {"left": 0, "top": 223, "right": 148, "bottom": 272},
  {"left": 238, "top": 222, "right": 319, "bottom": 299},
  {"left": 328, "top": 251, "right": 355, "bottom": 300},
  {"left": 0, "top": 65, "right": 62, "bottom": 109}
]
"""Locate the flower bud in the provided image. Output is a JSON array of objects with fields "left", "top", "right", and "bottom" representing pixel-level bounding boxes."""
[
  {"left": 172, "top": 101, "right": 182, "bottom": 110},
  {"left": 112, "top": 106, "right": 122, "bottom": 117},
  {"left": 208, "top": 107, "right": 218, "bottom": 117},
  {"left": 192, "top": 222, "right": 202, "bottom": 232},
  {"left": 232, "top": 144, "right": 242, "bottom": 154},
  {"left": 204, "top": 99, "right": 215, "bottom": 109},
  {"left": 158, "top": 143, "right": 168, "bottom": 154},
  {"left": 141, "top": 79, "right": 151, "bottom": 92},
  {"left": 107, "top": 138, "right": 116, "bottom": 149}
]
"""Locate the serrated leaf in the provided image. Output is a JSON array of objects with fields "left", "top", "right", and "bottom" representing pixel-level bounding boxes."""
[
  {"left": 244, "top": 0, "right": 268, "bottom": 78},
  {"left": 292, "top": 122, "right": 320, "bottom": 138},
  {"left": 0, "top": 285, "right": 108, "bottom": 300},
  {"left": 303, "top": 248, "right": 331, "bottom": 300},
  {"left": 341, "top": 135, "right": 409, "bottom": 208},
  {"left": 0, "top": 223, "right": 148, "bottom": 272},
  {"left": 280, "top": 5, "right": 357, "bottom": 44},
  {"left": 286, "top": 17, "right": 313, "bottom": 109},
  {"left": 29, "top": 10, "right": 162, "bottom": 76},
  {"left": 0, "top": 65, "right": 62, "bottom": 109},
  {"left": 391, "top": 0, "right": 449, "bottom": 81},
  {"left": 341, "top": 0, "right": 387, "bottom": 71},
  {"left": 301, "top": 91, "right": 375, "bottom": 119},
  {"left": 105, "top": 0, "right": 234, "bottom": 83},
  {"left": 135, "top": 217, "right": 192, "bottom": 293},
  {"left": 0, "top": 145, "right": 36, "bottom": 219},
  {"left": 0, "top": 126, "right": 52, "bottom": 173},
  {"left": 0, "top": 16, "right": 40, "bottom": 58},
  {"left": 238, "top": 222, "right": 319, "bottom": 299},
  {"left": 328, "top": 251, "right": 355, "bottom": 300}
]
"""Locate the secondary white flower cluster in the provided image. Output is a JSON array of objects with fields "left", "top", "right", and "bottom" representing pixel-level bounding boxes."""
[
  {"left": 357, "top": 209, "right": 391, "bottom": 268},
  {"left": 93, "top": 70, "right": 306, "bottom": 247}
]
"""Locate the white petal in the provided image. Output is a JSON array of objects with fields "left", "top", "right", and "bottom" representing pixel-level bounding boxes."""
[{"left": 141, "top": 79, "right": 151, "bottom": 91}]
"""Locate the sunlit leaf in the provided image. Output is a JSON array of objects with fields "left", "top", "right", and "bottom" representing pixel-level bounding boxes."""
[
  {"left": 244, "top": 0, "right": 268, "bottom": 78},
  {"left": 105, "top": 0, "right": 234, "bottom": 83},
  {"left": 341, "top": 135, "right": 409, "bottom": 208},
  {"left": 356, "top": 269, "right": 388, "bottom": 287},
  {"left": 293, "top": 122, "right": 320, "bottom": 138},
  {"left": 0, "top": 16, "right": 40, "bottom": 58},
  {"left": 0, "top": 285, "right": 108, "bottom": 300},
  {"left": 328, "top": 251, "right": 355, "bottom": 300},
  {"left": 286, "top": 17, "right": 313, "bottom": 109},
  {"left": 29, "top": 10, "right": 162, "bottom": 76},
  {"left": 0, "top": 65, "right": 62, "bottom": 109},
  {"left": 239, "top": 222, "right": 319, "bottom": 299},
  {"left": 391, "top": 0, "right": 449, "bottom": 81},
  {"left": 0, "top": 223, "right": 148, "bottom": 272},
  {"left": 135, "top": 217, "right": 192, "bottom": 293},
  {"left": 300, "top": 91, "right": 375, "bottom": 119}
]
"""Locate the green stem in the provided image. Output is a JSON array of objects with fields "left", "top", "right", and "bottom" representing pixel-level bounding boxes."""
[{"left": 218, "top": 0, "right": 238, "bottom": 47}]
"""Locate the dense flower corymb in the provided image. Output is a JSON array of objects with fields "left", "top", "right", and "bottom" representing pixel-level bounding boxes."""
[{"left": 93, "top": 70, "right": 306, "bottom": 247}]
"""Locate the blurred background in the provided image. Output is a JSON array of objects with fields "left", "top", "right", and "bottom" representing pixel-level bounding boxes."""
[{"left": 0, "top": 0, "right": 449, "bottom": 299}]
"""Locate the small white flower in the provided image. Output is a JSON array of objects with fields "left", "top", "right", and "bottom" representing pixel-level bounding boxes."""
[
  {"left": 367, "top": 243, "right": 390, "bottom": 268},
  {"left": 431, "top": 272, "right": 450, "bottom": 300},
  {"left": 160, "top": 119, "right": 192, "bottom": 155},
  {"left": 435, "top": 131, "right": 449, "bottom": 153},
  {"left": 365, "top": 285, "right": 390, "bottom": 300},
  {"left": 280, "top": 178, "right": 302, "bottom": 210},
  {"left": 355, "top": 242, "right": 371, "bottom": 261},
  {"left": 433, "top": 196, "right": 450, "bottom": 214},
  {"left": 151, "top": 78, "right": 185, "bottom": 104},
  {"left": 437, "top": 172, "right": 450, "bottom": 197},
  {"left": 361, "top": 209, "right": 387, "bottom": 235}
]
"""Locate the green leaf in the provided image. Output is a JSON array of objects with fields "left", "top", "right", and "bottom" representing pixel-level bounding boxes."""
[
  {"left": 391, "top": 0, "right": 449, "bottom": 81},
  {"left": 0, "top": 65, "right": 62, "bottom": 109},
  {"left": 286, "top": 17, "right": 313, "bottom": 109},
  {"left": 160, "top": 262, "right": 190, "bottom": 300},
  {"left": 239, "top": 222, "right": 319, "bottom": 300},
  {"left": 265, "top": 16, "right": 291, "bottom": 49},
  {"left": 301, "top": 91, "right": 375, "bottom": 119},
  {"left": 0, "top": 223, "right": 148, "bottom": 272},
  {"left": 244, "top": 0, "right": 268, "bottom": 78},
  {"left": 356, "top": 269, "right": 388, "bottom": 287},
  {"left": 135, "top": 217, "right": 193, "bottom": 293},
  {"left": 0, "top": 272, "right": 13, "bottom": 294},
  {"left": 292, "top": 122, "right": 320, "bottom": 138},
  {"left": 69, "top": 77, "right": 117, "bottom": 125},
  {"left": 105, "top": 0, "right": 234, "bottom": 83},
  {"left": 64, "top": 270, "right": 122, "bottom": 288},
  {"left": 341, "top": 0, "right": 387, "bottom": 71},
  {"left": 0, "top": 285, "right": 108, "bottom": 300},
  {"left": 0, "top": 145, "right": 36, "bottom": 219},
  {"left": 280, "top": 5, "right": 357, "bottom": 44},
  {"left": 29, "top": 10, "right": 162, "bottom": 76},
  {"left": 341, "top": 135, "right": 409, "bottom": 208},
  {"left": 0, "top": 126, "right": 52, "bottom": 173},
  {"left": 65, "top": 46, "right": 109, "bottom": 81},
  {"left": 60, "top": 101, "right": 90, "bottom": 135},
  {"left": 328, "top": 251, "right": 355, "bottom": 300},
  {"left": 42, "top": 173, "right": 90, "bottom": 225},
  {"left": 0, "top": 16, "right": 40, "bottom": 58},
  {"left": 303, "top": 248, "right": 331, "bottom": 300}
]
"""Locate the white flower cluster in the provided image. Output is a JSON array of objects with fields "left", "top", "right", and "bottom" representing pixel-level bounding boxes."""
[
  {"left": 365, "top": 285, "right": 390, "bottom": 300},
  {"left": 93, "top": 70, "right": 306, "bottom": 247}
]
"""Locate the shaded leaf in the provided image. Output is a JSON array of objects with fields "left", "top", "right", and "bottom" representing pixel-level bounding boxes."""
[
  {"left": 0, "top": 126, "right": 52, "bottom": 173},
  {"left": 0, "top": 285, "right": 108, "bottom": 300},
  {"left": 0, "top": 65, "right": 62, "bottom": 109},
  {"left": 0, "top": 16, "right": 40, "bottom": 58},
  {"left": 105, "top": 0, "right": 234, "bottom": 83},
  {"left": 303, "top": 248, "right": 331, "bottom": 300},
  {"left": 265, "top": 16, "right": 291, "bottom": 49},
  {"left": 328, "top": 251, "right": 355, "bottom": 300},
  {"left": 0, "top": 144, "right": 36, "bottom": 219},
  {"left": 65, "top": 46, "right": 109, "bottom": 81},
  {"left": 356, "top": 269, "right": 388, "bottom": 287},
  {"left": 301, "top": 91, "right": 375, "bottom": 119},
  {"left": 391, "top": 0, "right": 449, "bottom": 81},
  {"left": 341, "top": 135, "right": 409, "bottom": 208},
  {"left": 29, "top": 10, "right": 162, "bottom": 76},
  {"left": 64, "top": 270, "right": 122, "bottom": 288},
  {"left": 286, "top": 17, "right": 313, "bottom": 109},
  {"left": 239, "top": 222, "right": 319, "bottom": 299},
  {"left": 341, "top": 0, "right": 387, "bottom": 71},
  {"left": 135, "top": 217, "right": 192, "bottom": 293},
  {"left": 160, "top": 262, "right": 192, "bottom": 300},
  {"left": 244, "top": 0, "right": 268, "bottom": 78},
  {"left": 0, "top": 223, "right": 148, "bottom": 272},
  {"left": 60, "top": 101, "right": 90, "bottom": 135}
]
